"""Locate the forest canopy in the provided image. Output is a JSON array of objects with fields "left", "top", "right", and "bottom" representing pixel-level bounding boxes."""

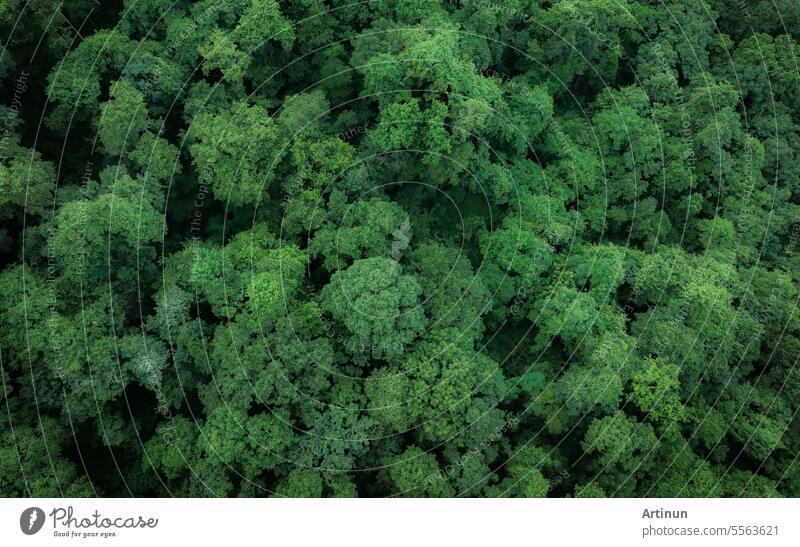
[{"left": 1, "top": 0, "right": 799, "bottom": 498}]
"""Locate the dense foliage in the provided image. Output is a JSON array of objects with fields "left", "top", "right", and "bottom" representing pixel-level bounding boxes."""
[{"left": 1, "top": 0, "right": 799, "bottom": 497}]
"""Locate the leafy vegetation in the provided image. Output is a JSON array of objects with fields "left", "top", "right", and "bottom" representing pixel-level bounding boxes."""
[{"left": 1, "top": 0, "right": 799, "bottom": 497}]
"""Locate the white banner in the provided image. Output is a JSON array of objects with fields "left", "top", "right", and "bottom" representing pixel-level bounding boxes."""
[{"left": 1, "top": 498, "right": 798, "bottom": 546}]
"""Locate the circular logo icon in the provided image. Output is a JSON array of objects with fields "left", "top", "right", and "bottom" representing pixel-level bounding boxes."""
[{"left": 20, "top": 507, "right": 45, "bottom": 535}]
